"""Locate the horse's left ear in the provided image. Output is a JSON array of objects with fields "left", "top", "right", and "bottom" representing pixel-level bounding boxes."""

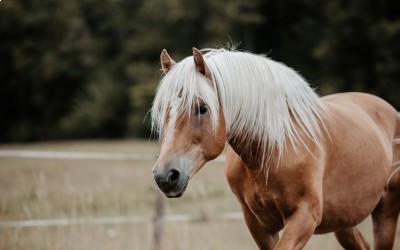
[
  {"left": 192, "top": 47, "right": 212, "bottom": 80},
  {"left": 160, "top": 49, "right": 176, "bottom": 74}
]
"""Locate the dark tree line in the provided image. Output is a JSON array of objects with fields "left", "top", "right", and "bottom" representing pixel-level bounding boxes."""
[{"left": 1, "top": 0, "right": 399, "bottom": 142}]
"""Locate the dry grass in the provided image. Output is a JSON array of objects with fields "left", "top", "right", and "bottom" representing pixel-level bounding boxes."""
[{"left": 0, "top": 140, "right": 399, "bottom": 249}]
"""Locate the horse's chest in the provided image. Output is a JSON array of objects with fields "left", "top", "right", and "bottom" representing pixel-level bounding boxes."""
[
  {"left": 226, "top": 164, "right": 285, "bottom": 231},
  {"left": 229, "top": 175, "right": 285, "bottom": 232},
  {"left": 246, "top": 192, "right": 284, "bottom": 230}
]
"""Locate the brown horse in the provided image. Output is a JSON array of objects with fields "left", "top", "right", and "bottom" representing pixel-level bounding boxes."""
[{"left": 151, "top": 47, "right": 400, "bottom": 250}]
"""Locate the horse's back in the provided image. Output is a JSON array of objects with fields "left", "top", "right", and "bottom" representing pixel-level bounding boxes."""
[{"left": 323, "top": 92, "right": 399, "bottom": 167}]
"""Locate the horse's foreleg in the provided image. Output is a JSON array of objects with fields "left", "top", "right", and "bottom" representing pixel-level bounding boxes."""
[
  {"left": 273, "top": 201, "right": 320, "bottom": 250},
  {"left": 241, "top": 205, "right": 279, "bottom": 250}
]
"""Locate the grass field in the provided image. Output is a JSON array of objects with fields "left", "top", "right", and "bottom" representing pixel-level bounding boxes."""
[{"left": 0, "top": 140, "right": 399, "bottom": 250}]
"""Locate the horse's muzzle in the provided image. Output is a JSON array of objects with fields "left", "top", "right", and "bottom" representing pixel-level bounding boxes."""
[{"left": 153, "top": 160, "right": 190, "bottom": 198}]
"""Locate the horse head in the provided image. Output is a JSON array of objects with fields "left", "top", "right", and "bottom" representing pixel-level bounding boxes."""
[{"left": 152, "top": 48, "right": 226, "bottom": 198}]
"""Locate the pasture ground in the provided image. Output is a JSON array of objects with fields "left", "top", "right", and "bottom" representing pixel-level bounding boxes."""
[{"left": 0, "top": 140, "right": 399, "bottom": 249}]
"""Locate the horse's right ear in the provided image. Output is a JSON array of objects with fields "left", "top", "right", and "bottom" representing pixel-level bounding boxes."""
[{"left": 160, "top": 49, "right": 176, "bottom": 74}]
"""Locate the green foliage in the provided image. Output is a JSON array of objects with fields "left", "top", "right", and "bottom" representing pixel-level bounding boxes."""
[
  {"left": 60, "top": 73, "right": 130, "bottom": 138},
  {"left": 0, "top": 0, "right": 399, "bottom": 141}
]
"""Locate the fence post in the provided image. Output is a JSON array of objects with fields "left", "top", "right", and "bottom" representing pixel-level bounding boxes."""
[{"left": 153, "top": 190, "right": 165, "bottom": 250}]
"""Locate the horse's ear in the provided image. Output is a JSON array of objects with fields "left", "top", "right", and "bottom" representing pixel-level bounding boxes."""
[
  {"left": 160, "top": 49, "right": 176, "bottom": 74},
  {"left": 192, "top": 47, "right": 212, "bottom": 80}
]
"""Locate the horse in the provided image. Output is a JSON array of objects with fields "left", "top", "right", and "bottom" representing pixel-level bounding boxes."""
[{"left": 151, "top": 47, "right": 400, "bottom": 250}]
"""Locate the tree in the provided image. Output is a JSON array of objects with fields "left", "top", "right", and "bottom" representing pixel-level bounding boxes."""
[{"left": 0, "top": 0, "right": 399, "bottom": 142}]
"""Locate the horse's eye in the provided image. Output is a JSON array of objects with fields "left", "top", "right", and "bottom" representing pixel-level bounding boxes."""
[{"left": 195, "top": 104, "right": 208, "bottom": 115}]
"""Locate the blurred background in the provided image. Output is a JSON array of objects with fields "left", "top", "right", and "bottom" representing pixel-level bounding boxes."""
[
  {"left": 1, "top": 0, "right": 400, "bottom": 142},
  {"left": 1, "top": 0, "right": 400, "bottom": 249}
]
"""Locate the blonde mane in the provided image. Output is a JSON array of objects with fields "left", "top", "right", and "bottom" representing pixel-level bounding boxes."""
[{"left": 151, "top": 48, "right": 328, "bottom": 163}]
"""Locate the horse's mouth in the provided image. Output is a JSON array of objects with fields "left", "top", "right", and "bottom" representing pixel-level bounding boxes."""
[
  {"left": 166, "top": 192, "right": 183, "bottom": 198},
  {"left": 164, "top": 179, "right": 189, "bottom": 198}
]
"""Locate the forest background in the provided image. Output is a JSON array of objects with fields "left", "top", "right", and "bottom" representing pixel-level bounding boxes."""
[{"left": 1, "top": 0, "right": 399, "bottom": 142}]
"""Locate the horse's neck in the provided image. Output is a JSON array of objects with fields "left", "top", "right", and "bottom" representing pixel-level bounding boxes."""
[
  {"left": 227, "top": 118, "right": 320, "bottom": 169},
  {"left": 227, "top": 135, "right": 279, "bottom": 169}
]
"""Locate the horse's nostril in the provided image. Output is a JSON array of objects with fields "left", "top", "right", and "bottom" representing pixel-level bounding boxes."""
[{"left": 167, "top": 169, "right": 180, "bottom": 186}]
